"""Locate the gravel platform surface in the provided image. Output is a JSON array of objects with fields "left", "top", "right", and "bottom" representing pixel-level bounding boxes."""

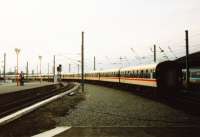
[{"left": 59, "top": 84, "right": 200, "bottom": 127}]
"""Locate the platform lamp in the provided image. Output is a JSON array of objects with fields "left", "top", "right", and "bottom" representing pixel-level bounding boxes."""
[
  {"left": 38, "top": 56, "right": 42, "bottom": 83},
  {"left": 14, "top": 48, "right": 20, "bottom": 86}
]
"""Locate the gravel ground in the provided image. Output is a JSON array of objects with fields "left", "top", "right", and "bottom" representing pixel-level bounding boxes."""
[{"left": 59, "top": 84, "right": 200, "bottom": 127}]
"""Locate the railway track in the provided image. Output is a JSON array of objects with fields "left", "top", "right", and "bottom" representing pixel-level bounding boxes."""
[
  {"left": 162, "top": 92, "right": 200, "bottom": 115},
  {"left": 175, "top": 95, "right": 200, "bottom": 105},
  {"left": 0, "top": 83, "right": 75, "bottom": 118}
]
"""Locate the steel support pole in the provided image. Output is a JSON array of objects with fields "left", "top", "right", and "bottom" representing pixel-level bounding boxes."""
[
  {"left": 26, "top": 61, "right": 28, "bottom": 80},
  {"left": 48, "top": 63, "right": 49, "bottom": 82},
  {"left": 53, "top": 55, "right": 56, "bottom": 83},
  {"left": 81, "top": 32, "right": 84, "bottom": 92},
  {"left": 154, "top": 45, "right": 156, "bottom": 63},
  {"left": 78, "top": 64, "right": 80, "bottom": 74},
  {"left": 94, "top": 56, "right": 96, "bottom": 71},
  {"left": 69, "top": 64, "right": 71, "bottom": 73},
  {"left": 37, "top": 65, "right": 38, "bottom": 77},
  {"left": 16, "top": 54, "right": 19, "bottom": 86},
  {"left": 39, "top": 56, "right": 42, "bottom": 83},
  {"left": 185, "top": 30, "right": 190, "bottom": 86},
  {"left": 40, "top": 60, "right": 41, "bottom": 83}
]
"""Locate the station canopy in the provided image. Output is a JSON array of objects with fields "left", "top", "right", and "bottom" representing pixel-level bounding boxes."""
[{"left": 175, "top": 51, "right": 200, "bottom": 68}]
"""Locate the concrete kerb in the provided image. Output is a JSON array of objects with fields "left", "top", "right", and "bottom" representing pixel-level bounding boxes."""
[{"left": 0, "top": 83, "right": 80, "bottom": 126}]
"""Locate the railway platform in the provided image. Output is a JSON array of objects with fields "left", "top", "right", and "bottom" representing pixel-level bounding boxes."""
[
  {"left": 52, "top": 127, "right": 200, "bottom": 137},
  {"left": 0, "top": 82, "right": 55, "bottom": 95}
]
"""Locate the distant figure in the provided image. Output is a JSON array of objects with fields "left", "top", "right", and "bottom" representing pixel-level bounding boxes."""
[{"left": 19, "top": 71, "right": 24, "bottom": 86}]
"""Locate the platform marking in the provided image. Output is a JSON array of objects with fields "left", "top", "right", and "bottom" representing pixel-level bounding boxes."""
[{"left": 32, "top": 126, "right": 71, "bottom": 137}]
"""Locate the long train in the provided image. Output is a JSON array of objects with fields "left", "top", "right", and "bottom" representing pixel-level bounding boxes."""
[
  {"left": 3, "top": 61, "right": 183, "bottom": 91},
  {"left": 62, "top": 61, "right": 183, "bottom": 91}
]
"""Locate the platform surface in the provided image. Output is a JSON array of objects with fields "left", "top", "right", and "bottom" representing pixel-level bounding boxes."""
[
  {"left": 0, "top": 82, "right": 55, "bottom": 95},
  {"left": 53, "top": 127, "right": 200, "bottom": 137}
]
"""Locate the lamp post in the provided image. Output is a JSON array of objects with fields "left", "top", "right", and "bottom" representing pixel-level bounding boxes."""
[
  {"left": 48, "top": 63, "right": 49, "bottom": 82},
  {"left": 38, "top": 56, "right": 42, "bottom": 83},
  {"left": 14, "top": 48, "right": 20, "bottom": 86},
  {"left": 3, "top": 53, "right": 6, "bottom": 83}
]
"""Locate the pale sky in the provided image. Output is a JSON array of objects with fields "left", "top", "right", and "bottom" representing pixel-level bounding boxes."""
[{"left": 0, "top": 0, "right": 200, "bottom": 74}]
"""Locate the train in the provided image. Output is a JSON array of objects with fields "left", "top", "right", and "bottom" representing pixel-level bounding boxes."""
[
  {"left": 1, "top": 61, "right": 184, "bottom": 92},
  {"left": 62, "top": 60, "right": 183, "bottom": 92}
]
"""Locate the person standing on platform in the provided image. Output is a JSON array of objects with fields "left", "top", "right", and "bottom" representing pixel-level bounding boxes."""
[{"left": 20, "top": 71, "right": 24, "bottom": 86}]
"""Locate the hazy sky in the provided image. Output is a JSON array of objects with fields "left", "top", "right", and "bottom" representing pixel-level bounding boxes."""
[{"left": 0, "top": 0, "right": 200, "bottom": 73}]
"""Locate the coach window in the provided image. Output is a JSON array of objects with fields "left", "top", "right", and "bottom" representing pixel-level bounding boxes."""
[
  {"left": 143, "top": 70, "right": 146, "bottom": 78},
  {"left": 145, "top": 70, "right": 147, "bottom": 78},
  {"left": 110, "top": 72, "right": 113, "bottom": 77},
  {"left": 153, "top": 69, "right": 156, "bottom": 78},
  {"left": 134, "top": 71, "right": 137, "bottom": 77},
  {"left": 140, "top": 70, "right": 142, "bottom": 78},
  {"left": 129, "top": 71, "right": 131, "bottom": 77},
  {"left": 148, "top": 69, "right": 151, "bottom": 78},
  {"left": 139, "top": 70, "right": 141, "bottom": 77},
  {"left": 116, "top": 72, "right": 119, "bottom": 77},
  {"left": 133, "top": 70, "right": 136, "bottom": 77},
  {"left": 128, "top": 71, "right": 131, "bottom": 77},
  {"left": 129, "top": 71, "right": 132, "bottom": 77},
  {"left": 138, "top": 70, "right": 140, "bottom": 77},
  {"left": 148, "top": 69, "right": 150, "bottom": 78},
  {"left": 128, "top": 71, "right": 130, "bottom": 77},
  {"left": 144, "top": 70, "right": 147, "bottom": 78},
  {"left": 139, "top": 70, "right": 141, "bottom": 78},
  {"left": 141, "top": 70, "right": 143, "bottom": 78},
  {"left": 122, "top": 71, "right": 125, "bottom": 77},
  {"left": 146, "top": 69, "right": 149, "bottom": 78},
  {"left": 130, "top": 71, "right": 133, "bottom": 77},
  {"left": 126, "top": 71, "right": 129, "bottom": 77},
  {"left": 143, "top": 70, "right": 145, "bottom": 78}
]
